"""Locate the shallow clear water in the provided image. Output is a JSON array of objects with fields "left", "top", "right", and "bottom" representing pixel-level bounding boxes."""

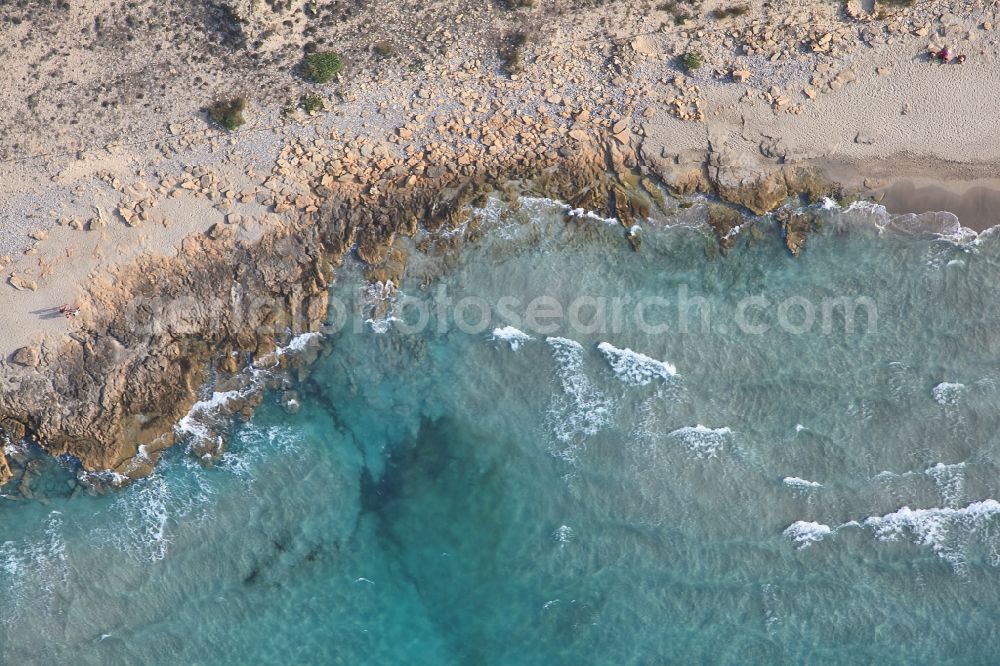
[{"left": 4, "top": 199, "right": 1000, "bottom": 664}]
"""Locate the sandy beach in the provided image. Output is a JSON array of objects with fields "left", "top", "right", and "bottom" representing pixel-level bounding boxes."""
[{"left": 1, "top": 0, "right": 999, "bottom": 479}]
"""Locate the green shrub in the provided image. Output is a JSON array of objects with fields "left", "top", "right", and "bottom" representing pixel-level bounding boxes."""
[
  {"left": 499, "top": 31, "right": 530, "bottom": 76},
  {"left": 658, "top": 2, "right": 694, "bottom": 25},
  {"left": 301, "top": 51, "right": 343, "bottom": 83},
  {"left": 299, "top": 94, "right": 324, "bottom": 114},
  {"left": 207, "top": 97, "right": 247, "bottom": 130},
  {"left": 680, "top": 51, "right": 703, "bottom": 71},
  {"left": 373, "top": 41, "right": 395, "bottom": 58},
  {"left": 713, "top": 4, "right": 749, "bottom": 18}
]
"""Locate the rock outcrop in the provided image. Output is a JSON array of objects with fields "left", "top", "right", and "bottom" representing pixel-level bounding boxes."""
[{"left": 0, "top": 119, "right": 840, "bottom": 487}]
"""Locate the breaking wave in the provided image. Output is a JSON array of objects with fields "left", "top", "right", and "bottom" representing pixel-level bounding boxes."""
[
  {"left": 782, "top": 521, "right": 831, "bottom": 549},
  {"left": 666, "top": 425, "right": 731, "bottom": 458},
  {"left": 544, "top": 337, "right": 614, "bottom": 455},
  {"left": 863, "top": 499, "right": 1000, "bottom": 572},
  {"left": 783, "top": 476, "right": 822, "bottom": 490},
  {"left": 932, "top": 382, "right": 965, "bottom": 406},
  {"left": 492, "top": 326, "right": 533, "bottom": 351},
  {"left": 597, "top": 342, "right": 677, "bottom": 386}
]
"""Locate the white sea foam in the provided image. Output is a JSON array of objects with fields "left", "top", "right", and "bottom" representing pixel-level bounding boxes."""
[
  {"left": 78, "top": 468, "right": 130, "bottom": 489},
  {"left": 472, "top": 197, "right": 523, "bottom": 240},
  {"left": 545, "top": 337, "right": 614, "bottom": 450},
  {"left": 492, "top": 326, "right": 533, "bottom": 351},
  {"left": 925, "top": 462, "right": 966, "bottom": 506},
  {"left": 94, "top": 469, "right": 216, "bottom": 563},
  {"left": 553, "top": 525, "right": 574, "bottom": 545},
  {"left": 667, "top": 425, "right": 731, "bottom": 458},
  {"left": 782, "top": 521, "right": 831, "bottom": 549},
  {"left": 783, "top": 476, "right": 822, "bottom": 489},
  {"left": 175, "top": 332, "right": 317, "bottom": 456},
  {"left": 932, "top": 382, "right": 965, "bottom": 405},
  {"left": 363, "top": 280, "right": 402, "bottom": 334},
  {"left": 597, "top": 342, "right": 677, "bottom": 386},
  {"left": 217, "top": 424, "right": 302, "bottom": 479},
  {"left": 566, "top": 207, "right": 619, "bottom": 225},
  {"left": 175, "top": 387, "right": 247, "bottom": 449},
  {"left": 519, "top": 195, "right": 620, "bottom": 225},
  {"left": 0, "top": 512, "right": 68, "bottom": 629},
  {"left": 761, "top": 583, "right": 782, "bottom": 634},
  {"left": 794, "top": 423, "right": 806, "bottom": 433},
  {"left": 276, "top": 331, "right": 323, "bottom": 354},
  {"left": 862, "top": 499, "right": 1000, "bottom": 571}
]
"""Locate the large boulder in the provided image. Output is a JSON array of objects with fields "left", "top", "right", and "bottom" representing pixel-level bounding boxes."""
[
  {"left": 639, "top": 141, "right": 709, "bottom": 194},
  {"left": 11, "top": 345, "right": 40, "bottom": 368},
  {"left": 0, "top": 450, "right": 10, "bottom": 487}
]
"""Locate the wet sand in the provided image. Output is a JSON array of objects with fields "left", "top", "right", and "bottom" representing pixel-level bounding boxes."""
[{"left": 880, "top": 179, "right": 1000, "bottom": 232}]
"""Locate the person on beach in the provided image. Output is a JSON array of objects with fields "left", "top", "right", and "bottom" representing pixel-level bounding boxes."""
[{"left": 930, "top": 47, "right": 953, "bottom": 63}]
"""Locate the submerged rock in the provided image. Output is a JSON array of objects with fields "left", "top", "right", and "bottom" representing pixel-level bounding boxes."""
[
  {"left": 776, "top": 209, "right": 823, "bottom": 257},
  {"left": 706, "top": 203, "right": 745, "bottom": 253}
]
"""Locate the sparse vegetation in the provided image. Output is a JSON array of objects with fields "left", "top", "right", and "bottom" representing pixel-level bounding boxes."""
[
  {"left": 657, "top": 1, "right": 694, "bottom": 26},
  {"left": 299, "top": 94, "right": 324, "bottom": 114},
  {"left": 207, "top": 97, "right": 247, "bottom": 130},
  {"left": 500, "top": 0, "right": 535, "bottom": 8},
  {"left": 373, "top": 41, "right": 395, "bottom": 59},
  {"left": 680, "top": 51, "right": 703, "bottom": 71},
  {"left": 408, "top": 59, "right": 426, "bottom": 73},
  {"left": 301, "top": 51, "right": 343, "bottom": 84},
  {"left": 713, "top": 4, "right": 749, "bottom": 18},
  {"left": 499, "top": 31, "right": 530, "bottom": 76}
]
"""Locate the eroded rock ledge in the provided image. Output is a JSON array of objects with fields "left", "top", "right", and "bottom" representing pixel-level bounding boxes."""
[{"left": 0, "top": 126, "right": 841, "bottom": 489}]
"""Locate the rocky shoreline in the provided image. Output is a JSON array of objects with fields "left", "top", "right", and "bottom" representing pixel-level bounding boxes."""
[
  {"left": 0, "top": 120, "right": 847, "bottom": 489},
  {"left": 2, "top": 0, "right": 998, "bottom": 488}
]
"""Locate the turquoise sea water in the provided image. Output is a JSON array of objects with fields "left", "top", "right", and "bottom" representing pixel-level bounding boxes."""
[{"left": 4, "top": 197, "right": 1000, "bottom": 664}]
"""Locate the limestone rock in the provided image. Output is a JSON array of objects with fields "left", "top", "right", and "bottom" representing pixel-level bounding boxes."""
[
  {"left": 11, "top": 345, "right": 40, "bottom": 368},
  {"left": 639, "top": 141, "right": 709, "bottom": 194},
  {"left": 9, "top": 273, "right": 38, "bottom": 291},
  {"left": 0, "top": 450, "right": 10, "bottom": 487},
  {"left": 709, "top": 149, "right": 789, "bottom": 214}
]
